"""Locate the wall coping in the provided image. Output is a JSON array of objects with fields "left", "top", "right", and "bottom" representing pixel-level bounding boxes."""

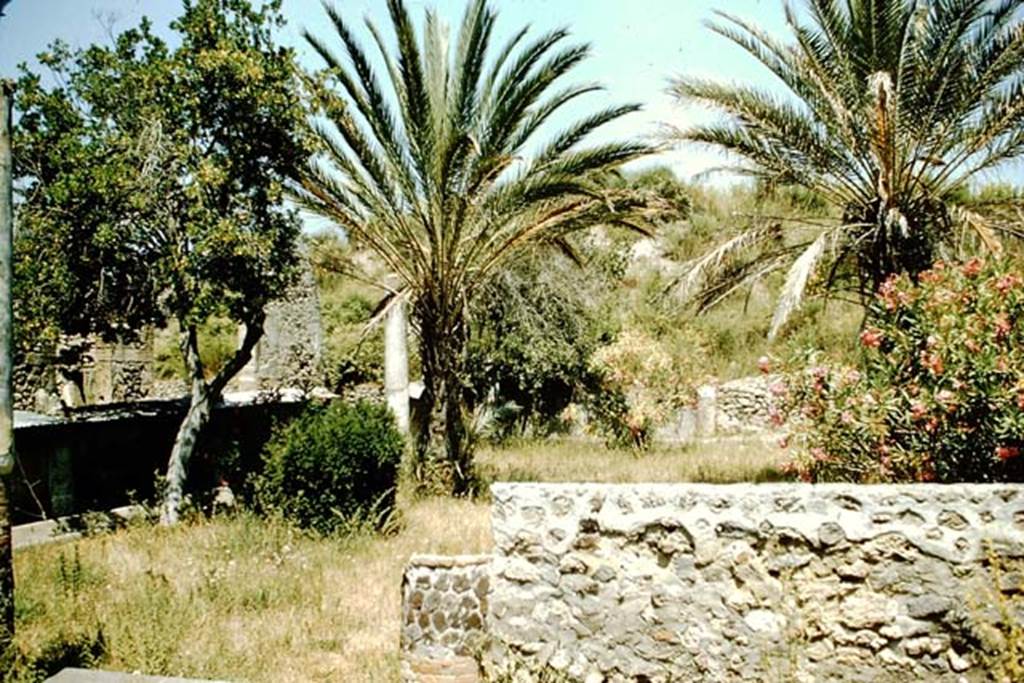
[{"left": 407, "top": 554, "right": 491, "bottom": 569}]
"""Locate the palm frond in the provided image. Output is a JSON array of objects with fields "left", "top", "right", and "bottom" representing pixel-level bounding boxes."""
[{"left": 768, "top": 229, "right": 831, "bottom": 341}]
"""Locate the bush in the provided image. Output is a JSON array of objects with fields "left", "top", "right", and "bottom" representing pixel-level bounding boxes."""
[
  {"left": 587, "top": 323, "right": 710, "bottom": 449},
  {"left": 254, "top": 400, "right": 404, "bottom": 534},
  {"left": 781, "top": 258, "right": 1024, "bottom": 483},
  {"left": 466, "top": 251, "right": 612, "bottom": 439}
]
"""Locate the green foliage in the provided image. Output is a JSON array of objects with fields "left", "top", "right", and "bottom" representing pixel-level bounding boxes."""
[
  {"left": 153, "top": 318, "right": 240, "bottom": 382},
  {"left": 254, "top": 401, "right": 404, "bottom": 535},
  {"left": 307, "top": 234, "right": 387, "bottom": 389},
  {"left": 13, "top": 0, "right": 308, "bottom": 360},
  {"left": 294, "top": 0, "right": 657, "bottom": 495},
  {"left": 781, "top": 257, "right": 1024, "bottom": 483},
  {"left": 467, "top": 251, "right": 611, "bottom": 438},
  {"left": 670, "top": 0, "right": 1024, "bottom": 335},
  {"left": 588, "top": 321, "right": 711, "bottom": 449}
]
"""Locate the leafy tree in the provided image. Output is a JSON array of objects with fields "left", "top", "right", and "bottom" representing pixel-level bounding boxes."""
[
  {"left": 670, "top": 0, "right": 1024, "bottom": 338},
  {"left": 13, "top": 40, "right": 167, "bottom": 357},
  {"left": 466, "top": 249, "right": 610, "bottom": 438},
  {"left": 13, "top": 0, "right": 308, "bottom": 523},
  {"left": 294, "top": 0, "right": 655, "bottom": 494}
]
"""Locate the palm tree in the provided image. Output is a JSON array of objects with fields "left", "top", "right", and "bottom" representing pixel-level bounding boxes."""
[
  {"left": 670, "top": 0, "right": 1024, "bottom": 338},
  {"left": 293, "top": 0, "right": 654, "bottom": 494}
]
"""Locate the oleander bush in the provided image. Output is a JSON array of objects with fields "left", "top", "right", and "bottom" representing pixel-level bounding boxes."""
[
  {"left": 781, "top": 258, "right": 1024, "bottom": 483},
  {"left": 254, "top": 400, "right": 404, "bottom": 534}
]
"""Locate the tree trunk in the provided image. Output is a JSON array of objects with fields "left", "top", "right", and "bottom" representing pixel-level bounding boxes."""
[
  {"left": 414, "top": 310, "right": 472, "bottom": 496},
  {"left": 0, "top": 80, "right": 15, "bottom": 651},
  {"left": 161, "top": 315, "right": 264, "bottom": 525}
]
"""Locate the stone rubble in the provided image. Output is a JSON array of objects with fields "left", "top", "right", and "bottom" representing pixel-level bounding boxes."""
[{"left": 401, "top": 482, "right": 1024, "bottom": 682}]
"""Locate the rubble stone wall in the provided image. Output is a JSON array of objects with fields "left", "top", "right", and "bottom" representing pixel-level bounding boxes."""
[
  {"left": 401, "top": 555, "right": 490, "bottom": 683},
  {"left": 402, "top": 482, "right": 1024, "bottom": 682},
  {"left": 714, "top": 375, "right": 779, "bottom": 434}
]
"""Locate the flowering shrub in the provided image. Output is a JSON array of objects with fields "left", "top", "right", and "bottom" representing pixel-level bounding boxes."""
[
  {"left": 781, "top": 258, "right": 1024, "bottom": 483},
  {"left": 588, "top": 325, "right": 709, "bottom": 448}
]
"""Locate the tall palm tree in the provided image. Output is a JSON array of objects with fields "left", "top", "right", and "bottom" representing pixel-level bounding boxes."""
[
  {"left": 670, "top": 0, "right": 1024, "bottom": 338},
  {"left": 294, "top": 0, "right": 654, "bottom": 494}
]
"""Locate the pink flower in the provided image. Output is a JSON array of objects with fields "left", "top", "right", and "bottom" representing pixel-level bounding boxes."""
[
  {"left": 996, "top": 446, "right": 1021, "bottom": 461},
  {"left": 840, "top": 411, "right": 854, "bottom": 425},
  {"left": 935, "top": 390, "right": 956, "bottom": 407},
  {"left": 910, "top": 401, "right": 928, "bottom": 421},
  {"left": 996, "top": 274, "right": 1022, "bottom": 294},
  {"left": 994, "top": 314, "right": 1011, "bottom": 341},
  {"left": 962, "top": 257, "right": 983, "bottom": 277},
  {"left": 860, "top": 328, "right": 883, "bottom": 348}
]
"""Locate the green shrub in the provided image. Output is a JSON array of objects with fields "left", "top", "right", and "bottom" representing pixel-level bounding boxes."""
[
  {"left": 254, "top": 400, "right": 404, "bottom": 534},
  {"left": 781, "top": 257, "right": 1024, "bottom": 483}
]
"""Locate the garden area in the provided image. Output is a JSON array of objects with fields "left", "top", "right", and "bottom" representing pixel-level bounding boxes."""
[
  {"left": 7, "top": 439, "right": 781, "bottom": 682},
  {"left": 0, "top": 0, "right": 1023, "bottom": 681}
]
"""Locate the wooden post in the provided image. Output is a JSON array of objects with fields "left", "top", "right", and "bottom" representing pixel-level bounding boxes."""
[{"left": 0, "top": 78, "right": 16, "bottom": 649}]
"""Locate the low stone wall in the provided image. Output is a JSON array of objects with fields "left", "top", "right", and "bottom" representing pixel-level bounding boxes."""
[
  {"left": 714, "top": 375, "right": 779, "bottom": 433},
  {"left": 402, "top": 482, "right": 1024, "bottom": 682},
  {"left": 401, "top": 555, "right": 491, "bottom": 683}
]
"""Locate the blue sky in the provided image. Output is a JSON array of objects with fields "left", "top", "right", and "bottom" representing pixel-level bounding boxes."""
[
  {"left": 3, "top": 1, "right": 1019, "bottom": 186},
  {"left": 0, "top": 0, "right": 794, "bottom": 181}
]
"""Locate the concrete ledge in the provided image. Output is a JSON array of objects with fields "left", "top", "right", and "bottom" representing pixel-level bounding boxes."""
[
  {"left": 45, "top": 668, "right": 229, "bottom": 683},
  {"left": 14, "top": 505, "right": 146, "bottom": 550},
  {"left": 408, "top": 554, "right": 491, "bottom": 568}
]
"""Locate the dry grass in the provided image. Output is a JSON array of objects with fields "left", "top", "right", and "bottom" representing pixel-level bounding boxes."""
[
  {"left": 476, "top": 436, "right": 787, "bottom": 485},
  {"left": 9, "top": 437, "right": 783, "bottom": 682}
]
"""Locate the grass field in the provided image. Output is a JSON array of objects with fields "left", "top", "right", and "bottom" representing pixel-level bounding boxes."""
[{"left": 7, "top": 438, "right": 786, "bottom": 682}]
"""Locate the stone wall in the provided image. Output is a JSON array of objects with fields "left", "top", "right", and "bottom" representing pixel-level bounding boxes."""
[
  {"left": 401, "top": 555, "right": 491, "bottom": 683},
  {"left": 714, "top": 375, "right": 779, "bottom": 434},
  {"left": 402, "top": 482, "right": 1024, "bottom": 682},
  {"left": 655, "top": 375, "right": 781, "bottom": 443},
  {"left": 234, "top": 262, "right": 323, "bottom": 392}
]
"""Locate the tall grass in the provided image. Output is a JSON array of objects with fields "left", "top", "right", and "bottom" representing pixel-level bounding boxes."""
[{"left": 8, "top": 438, "right": 781, "bottom": 682}]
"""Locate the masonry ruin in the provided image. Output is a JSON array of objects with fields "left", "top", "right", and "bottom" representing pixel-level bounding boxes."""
[{"left": 402, "top": 482, "right": 1024, "bottom": 682}]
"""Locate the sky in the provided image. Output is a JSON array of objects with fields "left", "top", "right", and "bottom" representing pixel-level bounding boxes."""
[
  {"left": 2, "top": 1, "right": 1018, "bottom": 187},
  {"left": 0, "top": 0, "right": 794, "bottom": 182}
]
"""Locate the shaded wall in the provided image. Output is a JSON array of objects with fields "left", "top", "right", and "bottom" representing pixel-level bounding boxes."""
[{"left": 11, "top": 400, "right": 306, "bottom": 524}]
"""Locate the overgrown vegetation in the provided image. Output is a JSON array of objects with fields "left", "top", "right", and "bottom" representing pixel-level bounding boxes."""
[
  {"left": 781, "top": 257, "right": 1024, "bottom": 483},
  {"left": 253, "top": 400, "right": 404, "bottom": 535},
  {"left": 670, "top": 0, "right": 1024, "bottom": 335},
  {"left": 293, "top": 0, "right": 661, "bottom": 495}
]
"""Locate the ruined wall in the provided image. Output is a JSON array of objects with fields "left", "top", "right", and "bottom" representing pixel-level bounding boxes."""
[
  {"left": 714, "top": 375, "right": 779, "bottom": 434},
  {"left": 234, "top": 261, "right": 323, "bottom": 391},
  {"left": 489, "top": 483, "right": 1024, "bottom": 681},
  {"left": 402, "top": 482, "right": 1024, "bottom": 682}
]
